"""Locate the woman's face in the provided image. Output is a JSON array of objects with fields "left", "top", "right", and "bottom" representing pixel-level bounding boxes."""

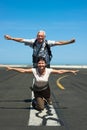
[{"left": 37, "top": 60, "right": 46, "bottom": 70}]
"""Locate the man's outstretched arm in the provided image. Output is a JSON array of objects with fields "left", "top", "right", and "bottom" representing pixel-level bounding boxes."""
[
  {"left": 4, "top": 35, "right": 23, "bottom": 42},
  {"left": 55, "top": 38, "right": 75, "bottom": 45}
]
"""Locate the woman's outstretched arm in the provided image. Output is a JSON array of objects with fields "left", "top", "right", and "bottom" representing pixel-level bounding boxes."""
[
  {"left": 52, "top": 69, "right": 79, "bottom": 75},
  {"left": 6, "top": 66, "right": 32, "bottom": 73}
]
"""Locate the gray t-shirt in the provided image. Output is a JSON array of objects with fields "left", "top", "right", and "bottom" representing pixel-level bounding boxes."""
[{"left": 21, "top": 39, "right": 57, "bottom": 66}]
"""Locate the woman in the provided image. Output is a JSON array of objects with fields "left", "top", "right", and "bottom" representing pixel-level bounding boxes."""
[{"left": 5, "top": 57, "right": 78, "bottom": 111}]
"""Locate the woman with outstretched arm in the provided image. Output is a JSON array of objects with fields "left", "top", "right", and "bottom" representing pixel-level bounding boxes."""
[{"left": 4, "top": 57, "right": 79, "bottom": 111}]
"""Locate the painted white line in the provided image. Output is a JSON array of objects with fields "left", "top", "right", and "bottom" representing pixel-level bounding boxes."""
[{"left": 28, "top": 92, "right": 61, "bottom": 126}]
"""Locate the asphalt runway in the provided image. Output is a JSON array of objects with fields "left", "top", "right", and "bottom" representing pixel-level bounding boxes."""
[{"left": 0, "top": 67, "right": 87, "bottom": 130}]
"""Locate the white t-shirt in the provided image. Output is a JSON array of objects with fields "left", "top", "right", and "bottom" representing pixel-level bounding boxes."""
[
  {"left": 22, "top": 38, "right": 56, "bottom": 48},
  {"left": 32, "top": 68, "right": 53, "bottom": 87}
]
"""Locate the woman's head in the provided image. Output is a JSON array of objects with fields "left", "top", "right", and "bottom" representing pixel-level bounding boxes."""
[{"left": 37, "top": 57, "right": 47, "bottom": 69}]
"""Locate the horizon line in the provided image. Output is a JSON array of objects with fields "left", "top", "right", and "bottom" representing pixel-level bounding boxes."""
[{"left": 0, "top": 64, "right": 87, "bottom": 68}]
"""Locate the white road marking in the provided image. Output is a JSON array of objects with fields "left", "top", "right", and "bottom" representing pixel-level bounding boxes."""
[{"left": 28, "top": 92, "right": 61, "bottom": 126}]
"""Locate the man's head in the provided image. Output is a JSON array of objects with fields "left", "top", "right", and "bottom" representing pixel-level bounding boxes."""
[{"left": 36, "top": 30, "right": 46, "bottom": 43}]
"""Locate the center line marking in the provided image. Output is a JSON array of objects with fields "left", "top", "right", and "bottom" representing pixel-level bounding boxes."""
[{"left": 28, "top": 92, "right": 61, "bottom": 126}]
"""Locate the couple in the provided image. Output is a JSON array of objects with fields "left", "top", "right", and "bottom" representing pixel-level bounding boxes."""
[{"left": 4, "top": 30, "right": 77, "bottom": 111}]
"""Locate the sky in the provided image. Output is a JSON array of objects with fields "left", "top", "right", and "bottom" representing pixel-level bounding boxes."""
[{"left": 0, "top": 0, "right": 87, "bottom": 65}]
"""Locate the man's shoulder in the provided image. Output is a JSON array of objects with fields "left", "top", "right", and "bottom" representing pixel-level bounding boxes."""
[{"left": 23, "top": 38, "right": 35, "bottom": 43}]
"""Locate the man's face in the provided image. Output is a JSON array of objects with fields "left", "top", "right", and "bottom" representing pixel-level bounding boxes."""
[{"left": 37, "top": 32, "right": 45, "bottom": 43}]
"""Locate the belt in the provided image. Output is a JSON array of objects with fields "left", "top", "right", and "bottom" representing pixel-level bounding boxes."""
[{"left": 33, "top": 83, "right": 49, "bottom": 91}]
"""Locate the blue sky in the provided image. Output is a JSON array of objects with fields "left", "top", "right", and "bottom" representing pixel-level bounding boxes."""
[{"left": 0, "top": 0, "right": 87, "bottom": 65}]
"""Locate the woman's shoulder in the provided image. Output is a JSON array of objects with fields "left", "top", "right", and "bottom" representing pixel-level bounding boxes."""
[{"left": 46, "top": 68, "right": 53, "bottom": 72}]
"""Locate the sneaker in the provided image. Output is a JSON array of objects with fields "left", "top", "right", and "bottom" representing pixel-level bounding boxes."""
[
  {"left": 32, "top": 98, "right": 37, "bottom": 109},
  {"left": 47, "top": 98, "right": 52, "bottom": 105}
]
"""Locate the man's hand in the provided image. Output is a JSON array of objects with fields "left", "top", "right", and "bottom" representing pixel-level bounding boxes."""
[
  {"left": 69, "top": 39, "right": 75, "bottom": 43},
  {"left": 4, "top": 35, "right": 12, "bottom": 40}
]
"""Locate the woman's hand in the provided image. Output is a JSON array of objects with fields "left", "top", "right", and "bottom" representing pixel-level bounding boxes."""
[
  {"left": 5, "top": 66, "right": 12, "bottom": 71},
  {"left": 71, "top": 70, "right": 79, "bottom": 75}
]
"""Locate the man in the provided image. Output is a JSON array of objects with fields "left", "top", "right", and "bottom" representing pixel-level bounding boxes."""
[{"left": 4, "top": 30, "right": 75, "bottom": 67}]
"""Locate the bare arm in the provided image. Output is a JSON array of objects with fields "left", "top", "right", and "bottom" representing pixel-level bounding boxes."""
[
  {"left": 55, "top": 39, "right": 75, "bottom": 45},
  {"left": 6, "top": 66, "right": 32, "bottom": 73},
  {"left": 52, "top": 69, "right": 79, "bottom": 75},
  {"left": 4, "top": 35, "right": 24, "bottom": 42}
]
